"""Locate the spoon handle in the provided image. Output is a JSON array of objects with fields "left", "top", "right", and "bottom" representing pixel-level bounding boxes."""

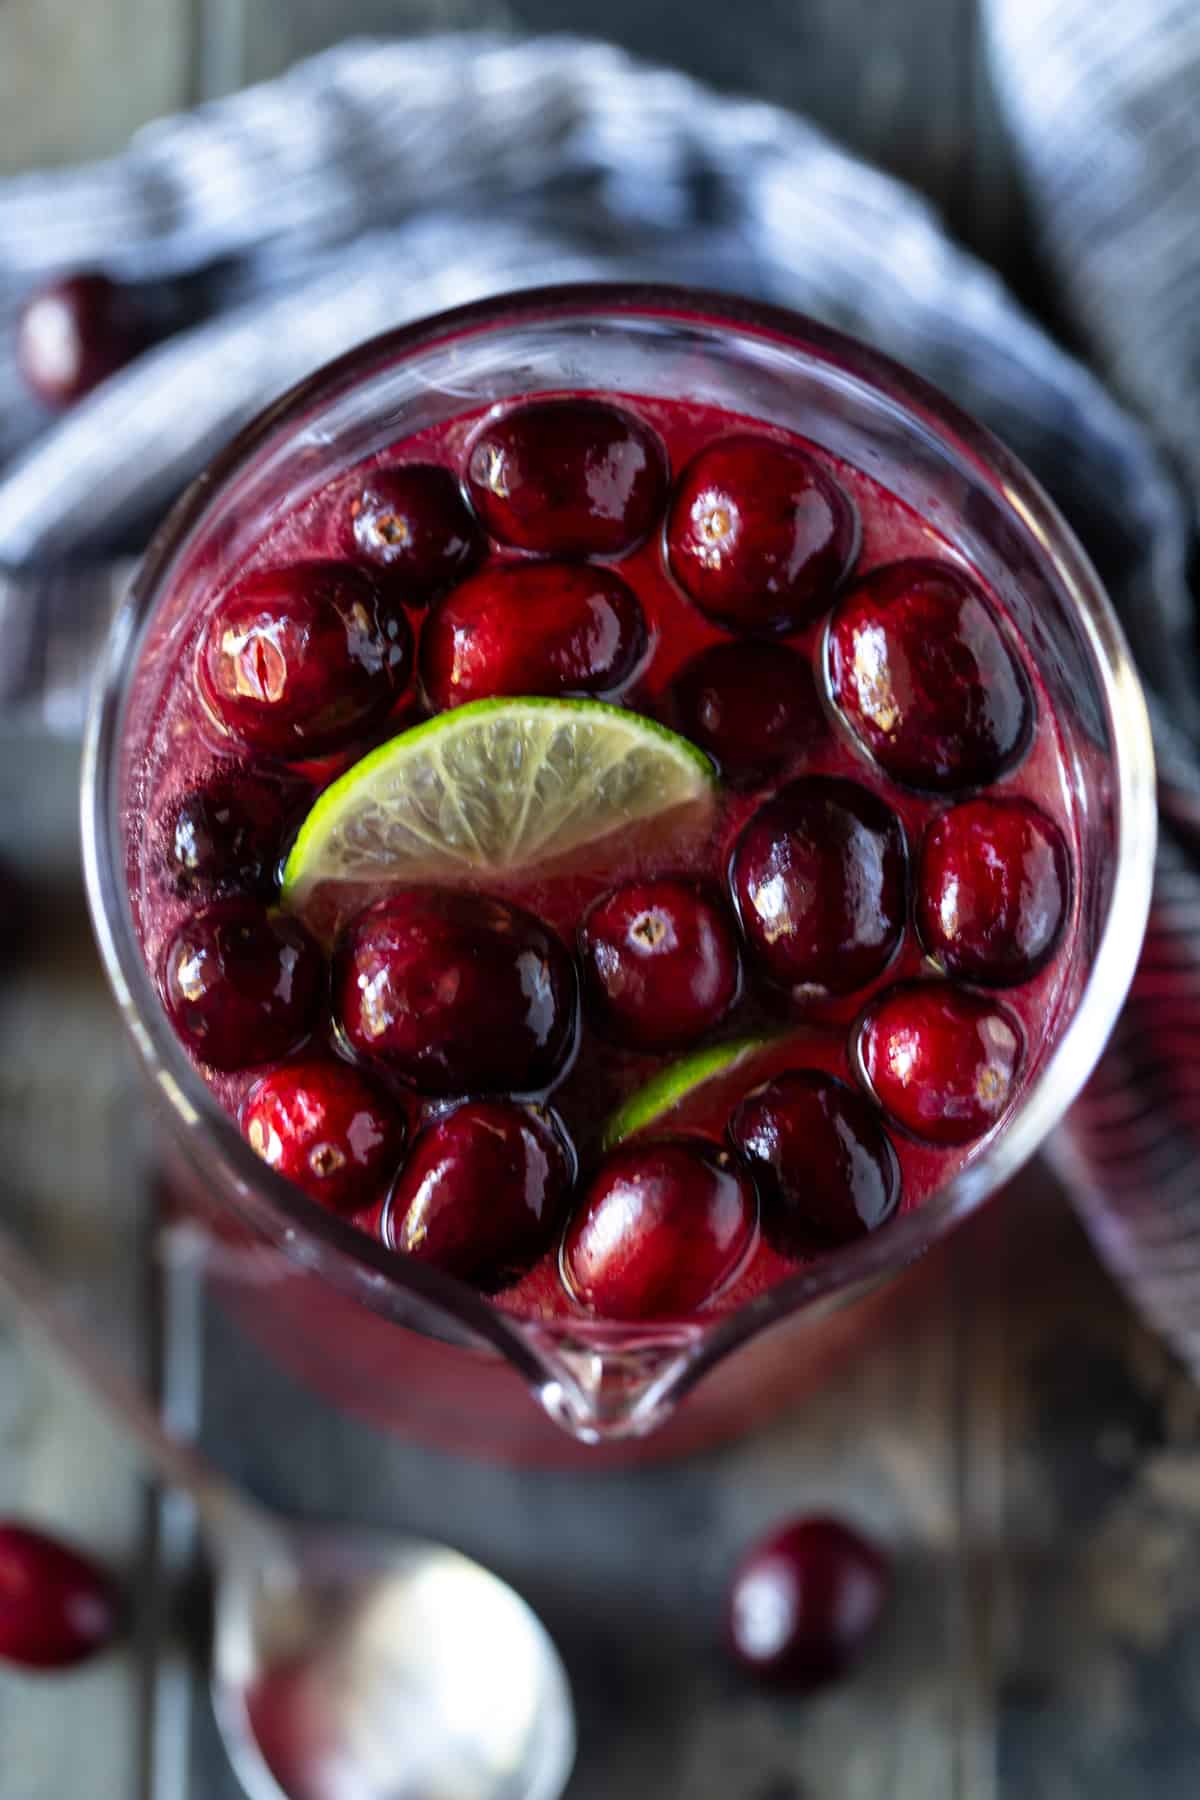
[{"left": 0, "top": 1211, "right": 279, "bottom": 1556}]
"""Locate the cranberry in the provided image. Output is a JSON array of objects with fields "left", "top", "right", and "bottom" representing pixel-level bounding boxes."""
[
  {"left": 666, "top": 435, "right": 858, "bottom": 633},
  {"left": 727, "top": 1516, "right": 890, "bottom": 1688},
  {"left": 16, "top": 272, "right": 147, "bottom": 408},
  {"left": 578, "top": 877, "right": 740, "bottom": 1051},
  {"left": 563, "top": 1139, "right": 757, "bottom": 1320},
  {"left": 730, "top": 777, "right": 907, "bottom": 998},
  {"left": 465, "top": 399, "right": 668, "bottom": 557},
  {"left": 161, "top": 900, "right": 322, "bottom": 1071},
  {"left": 729, "top": 1071, "right": 899, "bottom": 1252},
  {"left": 858, "top": 982, "right": 1023, "bottom": 1144},
  {"left": 917, "top": 797, "right": 1071, "bottom": 985},
  {"left": 0, "top": 1523, "right": 119, "bottom": 1669},
  {"left": 242, "top": 1058, "right": 407, "bottom": 1215},
  {"left": 388, "top": 1100, "right": 573, "bottom": 1288},
  {"left": 666, "top": 640, "right": 824, "bottom": 783},
  {"left": 340, "top": 462, "right": 481, "bottom": 599},
  {"left": 160, "top": 768, "right": 306, "bottom": 900},
  {"left": 334, "top": 889, "right": 576, "bottom": 1096},
  {"left": 826, "top": 558, "right": 1031, "bottom": 790},
  {"left": 421, "top": 561, "right": 648, "bottom": 711},
  {"left": 197, "top": 562, "right": 411, "bottom": 758}
]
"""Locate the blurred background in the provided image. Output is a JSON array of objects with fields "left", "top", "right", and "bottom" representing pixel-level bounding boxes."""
[
  {"left": 1, "top": 0, "right": 1024, "bottom": 271},
  {"left": 2, "top": 4, "right": 1199, "bottom": 1800}
]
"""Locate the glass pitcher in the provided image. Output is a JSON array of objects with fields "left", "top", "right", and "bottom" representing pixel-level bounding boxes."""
[{"left": 82, "top": 287, "right": 1156, "bottom": 1462}]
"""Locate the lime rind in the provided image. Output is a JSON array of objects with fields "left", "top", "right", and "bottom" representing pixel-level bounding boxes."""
[
  {"left": 281, "top": 697, "right": 716, "bottom": 913},
  {"left": 602, "top": 1037, "right": 769, "bottom": 1150}
]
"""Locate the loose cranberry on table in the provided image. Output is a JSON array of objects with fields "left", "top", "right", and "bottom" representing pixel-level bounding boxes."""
[
  {"left": 858, "top": 982, "right": 1023, "bottom": 1145},
  {"left": 826, "top": 558, "right": 1031, "bottom": 791},
  {"left": 729, "top": 1071, "right": 899, "bottom": 1253},
  {"left": 563, "top": 1138, "right": 757, "bottom": 1320},
  {"left": 161, "top": 767, "right": 307, "bottom": 900},
  {"left": 242, "top": 1059, "right": 407, "bottom": 1216},
  {"left": 666, "top": 640, "right": 825, "bottom": 784},
  {"left": 161, "top": 900, "right": 323, "bottom": 1071},
  {"left": 727, "top": 1516, "right": 891, "bottom": 1689},
  {"left": 917, "top": 797, "right": 1071, "bottom": 985},
  {"left": 16, "top": 272, "right": 147, "bottom": 409},
  {"left": 334, "top": 888, "right": 577, "bottom": 1096},
  {"left": 197, "top": 562, "right": 412, "bottom": 758},
  {"left": 388, "top": 1100, "right": 573, "bottom": 1288},
  {"left": 420, "top": 562, "right": 648, "bottom": 711},
  {"left": 578, "top": 877, "right": 740, "bottom": 1052},
  {"left": 730, "top": 776, "right": 907, "bottom": 997},
  {"left": 339, "top": 462, "right": 481, "bottom": 599},
  {"left": 0, "top": 1523, "right": 120, "bottom": 1670},
  {"left": 465, "top": 398, "right": 669, "bottom": 557},
  {"left": 666, "top": 434, "right": 858, "bottom": 634}
]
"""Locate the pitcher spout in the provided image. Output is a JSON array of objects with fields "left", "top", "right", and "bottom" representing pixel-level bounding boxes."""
[{"left": 523, "top": 1325, "right": 705, "bottom": 1445}]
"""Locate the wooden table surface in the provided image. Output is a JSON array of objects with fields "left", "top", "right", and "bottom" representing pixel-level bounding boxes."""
[{"left": 1, "top": 4, "right": 1198, "bottom": 1798}]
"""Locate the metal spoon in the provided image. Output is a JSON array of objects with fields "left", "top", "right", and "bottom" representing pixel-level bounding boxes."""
[{"left": 0, "top": 1219, "right": 576, "bottom": 1800}]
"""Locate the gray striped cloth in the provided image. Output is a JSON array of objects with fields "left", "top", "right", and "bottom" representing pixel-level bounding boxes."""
[{"left": 1, "top": 13, "right": 1198, "bottom": 1365}]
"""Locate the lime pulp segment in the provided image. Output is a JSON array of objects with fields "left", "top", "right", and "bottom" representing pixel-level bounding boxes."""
[{"left": 281, "top": 697, "right": 716, "bottom": 912}]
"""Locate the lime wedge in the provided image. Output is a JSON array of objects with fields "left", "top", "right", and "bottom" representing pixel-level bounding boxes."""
[
  {"left": 602, "top": 1038, "right": 770, "bottom": 1150},
  {"left": 281, "top": 697, "right": 716, "bottom": 917}
]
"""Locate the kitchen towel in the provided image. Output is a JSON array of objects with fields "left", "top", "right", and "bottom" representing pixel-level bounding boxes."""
[{"left": 0, "top": 10, "right": 1197, "bottom": 1363}]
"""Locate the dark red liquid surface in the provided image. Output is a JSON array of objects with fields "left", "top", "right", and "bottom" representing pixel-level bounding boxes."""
[{"left": 129, "top": 392, "right": 1080, "bottom": 1326}]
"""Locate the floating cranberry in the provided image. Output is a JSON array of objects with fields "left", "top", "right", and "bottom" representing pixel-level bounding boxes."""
[
  {"left": 579, "top": 877, "right": 740, "bottom": 1052},
  {"left": 729, "top": 1071, "right": 899, "bottom": 1252},
  {"left": 161, "top": 900, "right": 322, "bottom": 1071},
  {"left": 16, "top": 272, "right": 147, "bottom": 408},
  {"left": 465, "top": 399, "right": 668, "bottom": 556},
  {"left": 727, "top": 1516, "right": 891, "bottom": 1689},
  {"left": 340, "top": 462, "right": 481, "bottom": 599},
  {"left": 858, "top": 982, "right": 1023, "bottom": 1144},
  {"left": 917, "top": 797, "right": 1071, "bottom": 985},
  {"left": 242, "top": 1059, "right": 407, "bottom": 1216},
  {"left": 0, "top": 1523, "right": 120, "bottom": 1670},
  {"left": 388, "top": 1100, "right": 573, "bottom": 1288},
  {"left": 666, "top": 640, "right": 824, "bottom": 783},
  {"left": 160, "top": 768, "right": 306, "bottom": 900},
  {"left": 334, "top": 889, "right": 576, "bottom": 1096},
  {"left": 826, "top": 558, "right": 1031, "bottom": 790},
  {"left": 666, "top": 434, "right": 857, "bottom": 633},
  {"left": 730, "top": 777, "right": 907, "bottom": 997},
  {"left": 563, "top": 1139, "right": 756, "bottom": 1320},
  {"left": 421, "top": 561, "right": 648, "bottom": 711},
  {"left": 197, "top": 562, "right": 412, "bottom": 758}
]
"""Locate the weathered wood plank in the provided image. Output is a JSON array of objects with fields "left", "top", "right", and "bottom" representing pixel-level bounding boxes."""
[
  {"left": 0, "top": 0, "right": 193, "bottom": 173},
  {"left": 970, "top": 1185, "right": 1200, "bottom": 1797},
  {"left": 0, "top": 735, "right": 151, "bottom": 1800}
]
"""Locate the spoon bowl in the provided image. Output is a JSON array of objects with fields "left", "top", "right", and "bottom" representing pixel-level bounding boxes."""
[{"left": 215, "top": 1528, "right": 576, "bottom": 1800}]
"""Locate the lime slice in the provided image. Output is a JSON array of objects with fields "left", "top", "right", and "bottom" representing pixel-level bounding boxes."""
[
  {"left": 602, "top": 1038, "right": 770, "bottom": 1150},
  {"left": 281, "top": 697, "right": 716, "bottom": 916}
]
